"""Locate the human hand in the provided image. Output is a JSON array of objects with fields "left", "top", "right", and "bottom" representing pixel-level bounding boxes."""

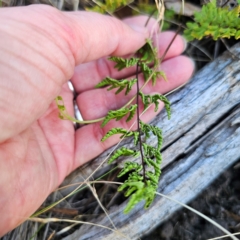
[{"left": 0, "top": 5, "right": 194, "bottom": 236}]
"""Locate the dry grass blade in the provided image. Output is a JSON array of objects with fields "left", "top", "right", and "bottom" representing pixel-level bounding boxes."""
[
  {"left": 29, "top": 217, "right": 128, "bottom": 238},
  {"left": 55, "top": 223, "right": 78, "bottom": 236},
  {"left": 57, "top": 180, "right": 121, "bottom": 191},
  {"left": 152, "top": 0, "right": 164, "bottom": 36},
  {"left": 46, "top": 230, "right": 55, "bottom": 240},
  {"left": 155, "top": 192, "right": 238, "bottom": 240},
  {"left": 208, "top": 232, "right": 240, "bottom": 240},
  {"left": 85, "top": 180, "right": 118, "bottom": 230}
]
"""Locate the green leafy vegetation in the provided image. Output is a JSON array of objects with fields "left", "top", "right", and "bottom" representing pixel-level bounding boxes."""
[
  {"left": 95, "top": 77, "right": 137, "bottom": 95},
  {"left": 139, "top": 91, "right": 171, "bottom": 114},
  {"left": 100, "top": 41, "right": 169, "bottom": 213},
  {"left": 184, "top": 0, "right": 240, "bottom": 41},
  {"left": 85, "top": 0, "right": 129, "bottom": 14}
]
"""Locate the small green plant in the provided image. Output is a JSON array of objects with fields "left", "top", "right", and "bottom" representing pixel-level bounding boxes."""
[
  {"left": 184, "top": 0, "right": 240, "bottom": 41},
  {"left": 56, "top": 39, "right": 170, "bottom": 213},
  {"left": 85, "top": 0, "right": 130, "bottom": 14}
]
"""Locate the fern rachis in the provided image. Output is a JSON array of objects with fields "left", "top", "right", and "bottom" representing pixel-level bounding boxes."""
[{"left": 56, "top": 39, "right": 171, "bottom": 213}]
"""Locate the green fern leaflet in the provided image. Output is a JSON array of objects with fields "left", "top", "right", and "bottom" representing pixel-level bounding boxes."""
[{"left": 95, "top": 77, "right": 137, "bottom": 95}]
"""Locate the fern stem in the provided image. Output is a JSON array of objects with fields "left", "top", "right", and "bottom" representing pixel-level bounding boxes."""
[
  {"left": 136, "top": 62, "right": 146, "bottom": 184},
  {"left": 160, "top": 27, "right": 181, "bottom": 62},
  {"left": 122, "top": 66, "right": 158, "bottom": 109}
]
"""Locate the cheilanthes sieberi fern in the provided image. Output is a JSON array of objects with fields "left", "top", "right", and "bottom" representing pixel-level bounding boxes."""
[{"left": 56, "top": 39, "right": 171, "bottom": 213}]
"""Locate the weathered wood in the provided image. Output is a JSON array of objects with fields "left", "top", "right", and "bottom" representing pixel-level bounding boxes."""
[{"left": 63, "top": 43, "right": 240, "bottom": 240}]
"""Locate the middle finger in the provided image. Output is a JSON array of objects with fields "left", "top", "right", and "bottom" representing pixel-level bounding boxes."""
[{"left": 71, "top": 31, "right": 187, "bottom": 94}]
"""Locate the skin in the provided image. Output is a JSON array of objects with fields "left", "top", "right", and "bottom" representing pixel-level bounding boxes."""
[{"left": 0, "top": 5, "right": 194, "bottom": 236}]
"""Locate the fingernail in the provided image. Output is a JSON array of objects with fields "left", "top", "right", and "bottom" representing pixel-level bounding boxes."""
[
  {"left": 181, "top": 36, "right": 188, "bottom": 52},
  {"left": 128, "top": 24, "right": 149, "bottom": 35},
  {"left": 189, "top": 58, "right": 196, "bottom": 77}
]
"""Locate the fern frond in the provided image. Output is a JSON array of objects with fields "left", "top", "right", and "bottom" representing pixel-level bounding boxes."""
[
  {"left": 101, "top": 127, "right": 139, "bottom": 143},
  {"left": 140, "top": 122, "right": 163, "bottom": 151},
  {"left": 139, "top": 62, "right": 166, "bottom": 85},
  {"left": 143, "top": 157, "right": 152, "bottom": 167},
  {"left": 139, "top": 92, "right": 171, "bottom": 117},
  {"left": 144, "top": 184, "right": 156, "bottom": 209},
  {"left": 109, "top": 56, "right": 139, "bottom": 70},
  {"left": 184, "top": 1, "right": 240, "bottom": 41},
  {"left": 140, "top": 121, "right": 151, "bottom": 139},
  {"left": 137, "top": 39, "right": 159, "bottom": 67},
  {"left": 142, "top": 142, "right": 160, "bottom": 158},
  {"left": 55, "top": 96, "right": 80, "bottom": 123},
  {"left": 118, "top": 181, "right": 157, "bottom": 213},
  {"left": 95, "top": 77, "right": 137, "bottom": 95},
  {"left": 126, "top": 104, "right": 137, "bottom": 122},
  {"left": 154, "top": 150, "right": 162, "bottom": 165},
  {"left": 109, "top": 38, "right": 159, "bottom": 72},
  {"left": 146, "top": 158, "right": 161, "bottom": 176},
  {"left": 55, "top": 96, "right": 66, "bottom": 119},
  {"left": 146, "top": 171, "right": 159, "bottom": 185},
  {"left": 124, "top": 79, "right": 137, "bottom": 95},
  {"left": 126, "top": 172, "right": 144, "bottom": 182},
  {"left": 118, "top": 162, "right": 143, "bottom": 177},
  {"left": 57, "top": 38, "right": 169, "bottom": 216},
  {"left": 122, "top": 184, "right": 145, "bottom": 212},
  {"left": 158, "top": 95, "right": 171, "bottom": 119},
  {"left": 108, "top": 147, "right": 140, "bottom": 164},
  {"left": 101, "top": 128, "right": 130, "bottom": 141},
  {"left": 117, "top": 142, "right": 163, "bottom": 213},
  {"left": 101, "top": 104, "right": 137, "bottom": 127}
]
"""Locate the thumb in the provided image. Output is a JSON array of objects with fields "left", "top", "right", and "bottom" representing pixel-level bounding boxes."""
[
  {"left": 0, "top": 5, "right": 149, "bottom": 143},
  {"left": 63, "top": 10, "right": 150, "bottom": 64}
]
